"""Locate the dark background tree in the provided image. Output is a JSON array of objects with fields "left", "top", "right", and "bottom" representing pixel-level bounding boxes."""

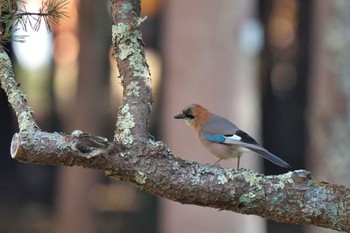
[{"left": 259, "top": 1, "right": 310, "bottom": 232}]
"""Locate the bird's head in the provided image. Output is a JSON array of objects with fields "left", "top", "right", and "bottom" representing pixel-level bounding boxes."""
[{"left": 174, "top": 104, "right": 210, "bottom": 131}]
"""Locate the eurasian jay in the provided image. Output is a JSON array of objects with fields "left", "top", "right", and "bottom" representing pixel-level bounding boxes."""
[{"left": 174, "top": 104, "right": 291, "bottom": 169}]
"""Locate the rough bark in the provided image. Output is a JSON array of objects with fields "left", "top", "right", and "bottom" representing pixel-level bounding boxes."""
[{"left": 0, "top": 0, "right": 349, "bottom": 231}]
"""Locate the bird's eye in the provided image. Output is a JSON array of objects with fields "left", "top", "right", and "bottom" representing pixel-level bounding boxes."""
[{"left": 183, "top": 107, "right": 194, "bottom": 119}]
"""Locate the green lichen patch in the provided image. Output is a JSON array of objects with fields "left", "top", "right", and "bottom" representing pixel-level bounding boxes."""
[
  {"left": 189, "top": 168, "right": 201, "bottom": 185},
  {"left": 217, "top": 174, "right": 228, "bottom": 185},
  {"left": 112, "top": 17, "right": 146, "bottom": 45},
  {"left": 244, "top": 171, "right": 264, "bottom": 186},
  {"left": 269, "top": 192, "right": 284, "bottom": 205},
  {"left": 111, "top": 17, "right": 150, "bottom": 79},
  {"left": 71, "top": 130, "right": 84, "bottom": 137},
  {"left": 147, "top": 139, "right": 163, "bottom": 147},
  {"left": 115, "top": 104, "right": 135, "bottom": 145},
  {"left": 126, "top": 81, "right": 140, "bottom": 97},
  {"left": 239, "top": 192, "right": 258, "bottom": 204},
  {"left": 0, "top": 51, "right": 12, "bottom": 67},
  {"left": 228, "top": 188, "right": 236, "bottom": 197},
  {"left": 118, "top": 75, "right": 124, "bottom": 84},
  {"left": 118, "top": 43, "right": 134, "bottom": 60},
  {"left": 120, "top": 2, "right": 133, "bottom": 14},
  {"left": 128, "top": 50, "right": 150, "bottom": 78},
  {"left": 119, "top": 151, "right": 130, "bottom": 158},
  {"left": 135, "top": 171, "right": 147, "bottom": 184},
  {"left": 240, "top": 171, "right": 265, "bottom": 202},
  {"left": 112, "top": 23, "right": 129, "bottom": 45},
  {"left": 17, "top": 111, "right": 35, "bottom": 132},
  {"left": 272, "top": 171, "right": 293, "bottom": 189}
]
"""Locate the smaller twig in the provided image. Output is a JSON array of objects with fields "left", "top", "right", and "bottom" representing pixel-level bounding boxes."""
[{"left": 0, "top": 45, "right": 38, "bottom": 131}]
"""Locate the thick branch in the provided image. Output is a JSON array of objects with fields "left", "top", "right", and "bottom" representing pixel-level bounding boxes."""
[{"left": 10, "top": 131, "right": 350, "bottom": 232}]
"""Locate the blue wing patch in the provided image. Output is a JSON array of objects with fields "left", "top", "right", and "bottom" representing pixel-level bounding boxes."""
[{"left": 203, "top": 134, "right": 226, "bottom": 143}]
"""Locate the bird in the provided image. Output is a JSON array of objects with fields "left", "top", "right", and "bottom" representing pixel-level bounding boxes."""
[{"left": 174, "top": 104, "right": 291, "bottom": 169}]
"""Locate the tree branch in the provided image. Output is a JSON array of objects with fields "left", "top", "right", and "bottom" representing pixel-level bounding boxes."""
[
  {"left": 0, "top": 0, "right": 349, "bottom": 231},
  {"left": 9, "top": 127, "right": 350, "bottom": 231},
  {"left": 0, "top": 46, "right": 39, "bottom": 132},
  {"left": 111, "top": 0, "right": 152, "bottom": 144}
]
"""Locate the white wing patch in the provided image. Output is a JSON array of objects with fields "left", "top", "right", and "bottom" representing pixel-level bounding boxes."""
[
  {"left": 229, "top": 134, "right": 242, "bottom": 141},
  {"left": 223, "top": 134, "right": 243, "bottom": 145}
]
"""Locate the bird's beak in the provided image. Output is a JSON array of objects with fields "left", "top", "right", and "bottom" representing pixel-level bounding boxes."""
[{"left": 174, "top": 114, "right": 186, "bottom": 119}]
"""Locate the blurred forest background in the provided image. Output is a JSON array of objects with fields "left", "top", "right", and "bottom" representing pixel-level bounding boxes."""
[{"left": 0, "top": 0, "right": 349, "bottom": 233}]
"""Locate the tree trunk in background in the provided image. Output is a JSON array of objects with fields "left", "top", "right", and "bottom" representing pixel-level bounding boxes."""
[
  {"left": 54, "top": 0, "right": 110, "bottom": 232},
  {"left": 258, "top": 1, "right": 310, "bottom": 232},
  {"left": 161, "top": 1, "right": 265, "bottom": 233},
  {"left": 306, "top": 1, "right": 350, "bottom": 233}
]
